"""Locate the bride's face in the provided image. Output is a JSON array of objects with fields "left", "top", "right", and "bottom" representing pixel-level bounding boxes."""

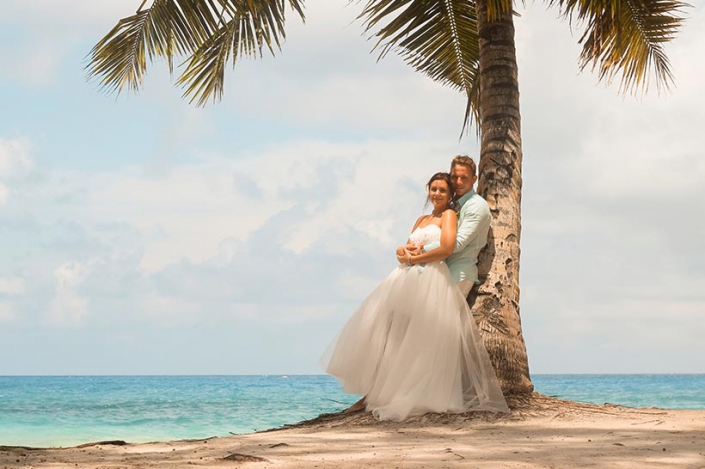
[{"left": 428, "top": 180, "right": 451, "bottom": 211}]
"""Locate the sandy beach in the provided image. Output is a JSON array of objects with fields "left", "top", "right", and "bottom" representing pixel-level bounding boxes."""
[{"left": 2, "top": 394, "right": 704, "bottom": 469}]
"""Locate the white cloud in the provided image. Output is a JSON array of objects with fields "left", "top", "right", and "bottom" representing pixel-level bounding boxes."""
[
  {"left": 142, "top": 294, "right": 203, "bottom": 327},
  {"left": 46, "top": 261, "right": 90, "bottom": 327},
  {"left": 0, "top": 137, "right": 33, "bottom": 177},
  {"left": 0, "top": 137, "right": 34, "bottom": 206},
  {"left": 577, "top": 128, "right": 705, "bottom": 198},
  {"left": 92, "top": 164, "right": 291, "bottom": 273},
  {"left": 54, "top": 261, "right": 90, "bottom": 289},
  {"left": 0, "top": 277, "right": 25, "bottom": 295},
  {"left": 48, "top": 292, "right": 88, "bottom": 327},
  {"left": 70, "top": 138, "right": 462, "bottom": 272},
  {"left": 0, "top": 0, "right": 135, "bottom": 33},
  {"left": 0, "top": 134, "right": 463, "bottom": 333},
  {"left": 0, "top": 1, "right": 136, "bottom": 87},
  {"left": 0, "top": 302, "right": 16, "bottom": 323}
]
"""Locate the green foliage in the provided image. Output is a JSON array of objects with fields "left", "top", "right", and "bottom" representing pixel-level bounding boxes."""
[
  {"left": 549, "top": 0, "right": 689, "bottom": 94},
  {"left": 86, "top": 0, "right": 305, "bottom": 104},
  {"left": 86, "top": 0, "right": 688, "bottom": 129},
  {"left": 359, "top": 0, "right": 481, "bottom": 132}
]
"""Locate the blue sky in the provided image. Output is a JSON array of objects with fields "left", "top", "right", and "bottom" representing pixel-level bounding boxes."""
[{"left": 1, "top": 0, "right": 704, "bottom": 376}]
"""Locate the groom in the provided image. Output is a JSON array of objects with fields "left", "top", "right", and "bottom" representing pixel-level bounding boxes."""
[
  {"left": 346, "top": 156, "right": 490, "bottom": 414},
  {"left": 403, "top": 155, "right": 491, "bottom": 296}
]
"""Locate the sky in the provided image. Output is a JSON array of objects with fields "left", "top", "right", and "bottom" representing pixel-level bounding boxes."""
[{"left": 0, "top": 0, "right": 703, "bottom": 376}]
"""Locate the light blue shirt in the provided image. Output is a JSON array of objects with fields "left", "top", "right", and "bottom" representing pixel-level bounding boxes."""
[{"left": 423, "top": 189, "right": 491, "bottom": 284}]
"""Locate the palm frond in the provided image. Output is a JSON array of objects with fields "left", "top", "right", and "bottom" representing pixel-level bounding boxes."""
[
  {"left": 549, "top": 0, "right": 689, "bottom": 94},
  {"left": 485, "top": 0, "right": 515, "bottom": 22},
  {"left": 359, "top": 0, "right": 482, "bottom": 134},
  {"left": 177, "top": 0, "right": 306, "bottom": 106},
  {"left": 86, "top": 0, "right": 225, "bottom": 94},
  {"left": 175, "top": 17, "right": 238, "bottom": 105},
  {"left": 86, "top": 0, "right": 305, "bottom": 100}
]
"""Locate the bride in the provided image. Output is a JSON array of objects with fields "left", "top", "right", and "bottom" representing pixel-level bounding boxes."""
[{"left": 320, "top": 172, "right": 509, "bottom": 421}]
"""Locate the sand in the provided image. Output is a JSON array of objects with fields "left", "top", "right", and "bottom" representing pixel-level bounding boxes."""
[{"left": 2, "top": 394, "right": 704, "bottom": 469}]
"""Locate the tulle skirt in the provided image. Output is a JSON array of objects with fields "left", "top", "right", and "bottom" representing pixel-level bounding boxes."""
[{"left": 320, "top": 262, "right": 509, "bottom": 421}]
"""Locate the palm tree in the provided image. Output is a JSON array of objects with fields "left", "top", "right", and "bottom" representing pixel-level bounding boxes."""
[{"left": 87, "top": 0, "right": 687, "bottom": 396}]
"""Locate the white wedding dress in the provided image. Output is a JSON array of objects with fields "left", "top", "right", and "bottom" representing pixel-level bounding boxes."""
[{"left": 321, "top": 224, "right": 509, "bottom": 420}]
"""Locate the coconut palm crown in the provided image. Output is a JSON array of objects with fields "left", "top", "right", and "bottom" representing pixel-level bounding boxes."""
[
  {"left": 87, "top": 0, "right": 688, "bottom": 396},
  {"left": 88, "top": 0, "right": 687, "bottom": 123}
]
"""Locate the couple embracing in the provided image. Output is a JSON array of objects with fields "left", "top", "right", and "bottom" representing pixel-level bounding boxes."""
[{"left": 321, "top": 156, "right": 509, "bottom": 421}]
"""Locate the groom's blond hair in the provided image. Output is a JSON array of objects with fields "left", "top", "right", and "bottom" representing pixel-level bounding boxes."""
[{"left": 451, "top": 155, "right": 477, "bottom": 176}]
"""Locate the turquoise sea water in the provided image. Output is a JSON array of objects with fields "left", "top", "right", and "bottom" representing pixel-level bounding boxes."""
[{"left": 1, "top": 374, "right": 703, "bottom": 447}]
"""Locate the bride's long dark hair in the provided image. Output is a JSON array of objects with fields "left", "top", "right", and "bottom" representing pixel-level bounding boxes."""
[{"left": 425, "top": 172, "right": 458, "bottom": 212}]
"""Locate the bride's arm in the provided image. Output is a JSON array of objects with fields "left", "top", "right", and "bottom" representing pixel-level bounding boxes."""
[
  {"left": 396, "top": 215, "right": 426, "bottom": 262},
  {"left": 406, "top": 210, "right": 457, "bottom": 265}
]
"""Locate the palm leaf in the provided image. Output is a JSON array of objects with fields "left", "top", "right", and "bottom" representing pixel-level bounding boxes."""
[
  {"left": 86, "top": 0, "right": 305, "bottom": 100},
  {"left": 550, "top": 0, "right": 689, "bottom": 93},
  {"left": 359, "top": 0, "right": 482, "bottom": 134},
  {"left": 86, "top": 0, "right": 225, "bottom": 94},
  {"left": 485, "top": 0, "right": 515, "bottom": 22},
  {"left": 177, "top": 0, "right": 306, "bottom": 106}
]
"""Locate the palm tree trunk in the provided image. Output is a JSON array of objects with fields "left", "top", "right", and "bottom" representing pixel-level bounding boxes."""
[{"left": 469, "top": 0, "right": 533, "bottom": 396}]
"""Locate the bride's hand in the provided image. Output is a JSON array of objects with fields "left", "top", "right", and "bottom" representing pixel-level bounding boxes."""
[
  {"left": 397, "top": 246, "right": 416, "bottom": 264},
  {"left": 405, "top": 244, "right": 421, "bottom": 256},
  {"left": 396, "top": 246, "right": 408, "bottom": 264},
  {"left": 398, "top": 252, "right": 412, "bottom": 266}
]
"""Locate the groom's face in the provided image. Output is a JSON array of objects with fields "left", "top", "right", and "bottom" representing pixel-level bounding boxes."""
[{"left": 450, "top": 165, "right": 477, "bottom": 197}]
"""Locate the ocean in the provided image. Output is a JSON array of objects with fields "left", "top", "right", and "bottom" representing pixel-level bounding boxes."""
[{"left": 1, "top": 374, "right": 703, "bottom": 448}]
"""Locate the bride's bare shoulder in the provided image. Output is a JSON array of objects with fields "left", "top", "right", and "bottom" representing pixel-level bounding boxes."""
[
  {"left": 442, "top": 209, "right": 457, "bottom": 219},
  {"left": 411, "top": 215, "right": 428, "bottom": 231}
]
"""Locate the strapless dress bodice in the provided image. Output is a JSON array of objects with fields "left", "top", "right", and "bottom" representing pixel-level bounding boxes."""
[{"left": 408, "top": 224, "right": 441, "bottom": 247}]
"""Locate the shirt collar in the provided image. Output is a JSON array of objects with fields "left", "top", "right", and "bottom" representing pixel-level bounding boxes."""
[{"left": 457, "top": 189, "right": 475, "bottom": 207}]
